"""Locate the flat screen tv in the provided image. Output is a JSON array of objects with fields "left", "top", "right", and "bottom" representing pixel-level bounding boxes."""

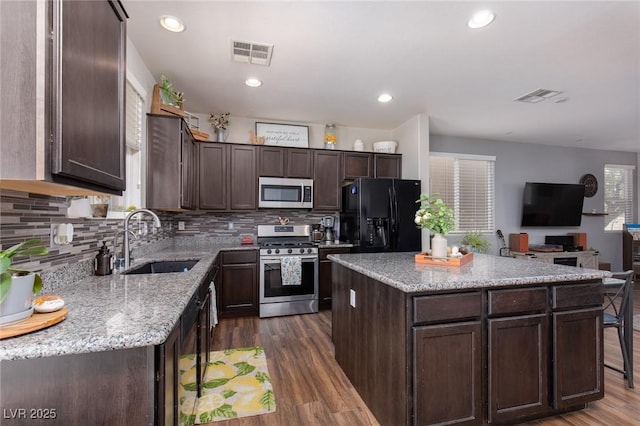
[{"left": 521, "top": 182, "right": 585, "bottom": 227}]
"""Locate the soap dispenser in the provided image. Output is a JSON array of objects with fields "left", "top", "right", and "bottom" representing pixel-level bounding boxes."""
[{"left": 95, "top": 241, "right": 113, "bottom": 276}]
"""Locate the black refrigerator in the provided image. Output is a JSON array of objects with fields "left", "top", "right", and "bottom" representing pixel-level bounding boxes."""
[{"left": 340, "top": 178, "right": 422, "bottom": 252}]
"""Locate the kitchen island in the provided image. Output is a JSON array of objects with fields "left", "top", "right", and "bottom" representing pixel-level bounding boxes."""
[{"left": 328, "top": 252, "right": 611, "bottom": 426}]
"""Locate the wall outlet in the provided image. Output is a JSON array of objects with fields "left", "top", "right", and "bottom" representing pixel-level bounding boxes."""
[
  {"left": 228, "top": 222, "right": 234, "bottom": 230},
  {"left": 350, "top": 289, "right": 356, "bottom": 308},
  {"left": 178, "top": 221, "right": 185, "bottom": 231}
]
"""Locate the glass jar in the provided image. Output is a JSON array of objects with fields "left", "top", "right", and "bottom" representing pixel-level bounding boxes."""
[{"left": 324, "top": 124, "right": 336, "bottom": 149}]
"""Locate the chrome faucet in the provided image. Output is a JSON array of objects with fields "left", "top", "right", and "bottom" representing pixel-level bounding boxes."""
[
  {"left": 123, "top": 208, "right": 161, "bottom": 269},
  {"left": 114, "top": 229, "right": 136, "bottom": 271}
]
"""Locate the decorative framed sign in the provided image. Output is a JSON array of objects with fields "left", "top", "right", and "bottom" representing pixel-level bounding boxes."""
[{"left": 255, "top": 122, "right": 309, "bottom": 148}]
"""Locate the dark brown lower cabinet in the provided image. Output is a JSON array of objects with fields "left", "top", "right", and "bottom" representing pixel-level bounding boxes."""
[
  {"left": 413, "top": 322, "right": 482, "bottom": 425},
  {"left": 488, "top": 314, "right": 549, "bottom": 423},
  {"left": 319, "top": 247, "right": 351, "bottom": 309},
  {"left": 218, "top": 250, "right": 258, "bottom": 317},
  {"left": 157, "top": 320, "right": 181, "bottom": 426},
  {"left": 553, "top": 307, "right": 603, "bottom": 408}
]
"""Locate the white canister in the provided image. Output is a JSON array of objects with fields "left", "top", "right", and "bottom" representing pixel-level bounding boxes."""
[{"left": 353, "top": 139, "right": 364, "bottom": 151}]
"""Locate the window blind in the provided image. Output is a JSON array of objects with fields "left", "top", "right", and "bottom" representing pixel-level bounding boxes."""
[
  {"left": 430, "top": 154, "right": 495, "bottom": 233},
  {"left": 126, "top": 81, "right": 143, "bottom": 151},
  {"left": 604, "top": 164, "right": 635, "bottom": 231}
]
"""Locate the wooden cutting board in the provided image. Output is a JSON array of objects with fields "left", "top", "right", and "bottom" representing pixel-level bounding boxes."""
[{"left": 0, "top": 307, "right": 68, "bottom": 339}]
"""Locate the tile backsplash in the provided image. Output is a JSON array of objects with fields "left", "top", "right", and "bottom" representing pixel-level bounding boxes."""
[{"left": 1, "top": 189, "right": 337, "bottom": 274}]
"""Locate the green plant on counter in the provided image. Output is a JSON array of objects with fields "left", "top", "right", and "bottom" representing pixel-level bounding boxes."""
[
  {"left": 460, "top": 231, "right": 491, "bottom": 254},
  {"left": 414, "top": 194, "right": 455, "bottom": 235},
  {"left": 0, "top": 239, "right": 48, "bottom": 303}
]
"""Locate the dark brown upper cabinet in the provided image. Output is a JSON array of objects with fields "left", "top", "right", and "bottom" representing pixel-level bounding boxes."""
[
  {"left": 146, "top": 114, "right": 197, "bottom": 210},
  {"left": 0, "top": 0, "right": 127, "bottom": 195},
  {"left": 258, "top": 146, "right": 313, "bottom": 178},
  {"left": 313, "top": 150, "right": 343, "bottom": 211},
  {"left": 343, "top": 152, "right": 374, "bottom": 180},
  {"left": 374, "top": 154, "right": 402, "bottom": 178}
]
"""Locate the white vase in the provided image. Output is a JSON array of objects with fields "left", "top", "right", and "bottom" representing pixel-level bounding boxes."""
[
  {"left": 0, "top": 273, "right": 35, "bottom": 323},
  {"left": 216, "top": 128, "right": 226, "bottom": 142},
  {"left": 431, "top": 233, "right": 448, "bottom": 258}
]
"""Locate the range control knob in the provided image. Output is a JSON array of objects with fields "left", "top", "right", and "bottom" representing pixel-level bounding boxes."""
[
  {"left": 287, "top": 248, "right": 293, "bottom": 254},
  {"left": 300, "top": 248, "right": 305, "bottom": 254},
  {"left": 266, "top": 249, "right": 272, "bottom": 255},
  {"left": 307, "top": 248, "right": 313, "bottom": 254},
  {"left": 275, "top": 249, "right": 280, "bottom": 254}
]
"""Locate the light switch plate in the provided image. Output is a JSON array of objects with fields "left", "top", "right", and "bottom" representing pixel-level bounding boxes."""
[{"left": 349, "top": 289, "right": 356, "bottom": 308}]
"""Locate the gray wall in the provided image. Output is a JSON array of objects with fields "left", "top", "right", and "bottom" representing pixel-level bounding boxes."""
[{"left": 430, "top": 135, "right": 637, "bottom": 270}]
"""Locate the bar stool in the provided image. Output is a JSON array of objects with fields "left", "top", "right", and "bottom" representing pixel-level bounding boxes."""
[{"left": 603, "top": 270, "right": 634, "bottom": 388}]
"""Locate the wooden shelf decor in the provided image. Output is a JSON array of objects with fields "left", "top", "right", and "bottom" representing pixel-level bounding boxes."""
[
  {"left": 415, "top": 252, "right": 473, "bottom": 267},
  {"left": 151, "top": 83, "right": 185, "bottom": 117}
]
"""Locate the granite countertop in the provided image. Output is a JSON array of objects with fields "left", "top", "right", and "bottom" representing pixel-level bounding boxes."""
[
  {"left": 0, "top": 244, "right": 257, "bottom": 361},
  {"left": 328, "top": 252, "right": 611, "bottom": 293}
]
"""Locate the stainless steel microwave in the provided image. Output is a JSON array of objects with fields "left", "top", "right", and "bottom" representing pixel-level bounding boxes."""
[{"left": 258, "top": 177, "right": 313, "bottom": 208}]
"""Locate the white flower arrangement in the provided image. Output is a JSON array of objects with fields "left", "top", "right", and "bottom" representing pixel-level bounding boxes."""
[
  {"left": 414, "top": 194, "right": 455, "bottom": 235},
  {"left": 209, "top": 112, "right": 230, "bottom": 130}
]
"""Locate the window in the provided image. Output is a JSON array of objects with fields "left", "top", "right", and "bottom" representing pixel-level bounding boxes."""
[
  {"left": 110, "top": 78, "right": 145, "bottom": 213},
  {"left": 604, "top": 164, "right": 635, "bottom": 231},
  {"left": 429, "top": 153, "right": 495, "bottom": 233}
]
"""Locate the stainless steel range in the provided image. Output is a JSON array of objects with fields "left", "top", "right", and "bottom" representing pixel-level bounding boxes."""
[{"left": 258, "top": 224, "right": 319, "bottom": 318}]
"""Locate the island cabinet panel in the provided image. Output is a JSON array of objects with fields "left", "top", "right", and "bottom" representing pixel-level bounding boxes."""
[
  {"left": 332, "top": 263, "right": 409, "bottom": 426},
  {"left": 488, "top": 314, "right": 549, "bottom": 423},
  {"left": 413, "top": 322, "right": 482, "bottom": 426},
  {"left": 553, "top": 307, "right": 604, "bottom": 408},
  {"left": 314, "top": 151, "right": 343, "bottom": 211},
  {"left": 413, "top": 292, "right": 481, "bottom": 324},
  {"left": 157, "top": 320, "right": 181, "bottom": 426}
]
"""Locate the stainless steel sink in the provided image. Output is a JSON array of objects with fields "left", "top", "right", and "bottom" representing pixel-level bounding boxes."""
[{"left": 122, "top": 260, "right": 199, "bottom": 275}]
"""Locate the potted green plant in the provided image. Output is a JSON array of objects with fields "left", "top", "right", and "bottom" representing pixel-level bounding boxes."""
[
  {"left": 415, "top": 194, "right": 455, "bottom": 258},
  {"left": 0, "top": 239, "right": 48, "bottom": 323},
  {"left": 159, "top": 75, "right": 184, "bottom": 108},
  {"left": 460, "top": 231, "right": 491, "bottom": 254}
]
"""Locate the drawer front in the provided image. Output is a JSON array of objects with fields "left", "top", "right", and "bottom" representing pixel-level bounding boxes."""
[
  {"left": 319, "top": 247, "right": 350, "bottom": 260},
  {"left": 552, "top": 282, "right": 603, "bottom": 310},
  {"left": 221, "top": 250, "right": 257, "bottom": 265},
  {"left": 413, "top": 292, "right": 482, "bottom": 324},
  {"left": 488, "top": 287, "right": 548, "bottom": 316}
]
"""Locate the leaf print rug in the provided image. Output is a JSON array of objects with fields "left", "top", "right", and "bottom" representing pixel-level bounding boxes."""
[{"left": 180, "top": 346, "right": 276, "bottom": 424}]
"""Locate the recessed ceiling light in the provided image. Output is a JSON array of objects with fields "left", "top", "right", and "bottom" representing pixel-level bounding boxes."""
[
  {"left": 245, "top": 78, "right": 262, "bottom": 88},
  {"left": 159, "top": 15, "right": 185, "bottom": 33},
  {"left": 468, "top": 10, "right": 495, "bottom": 29},
  {"left": 378, "top": 93, "right": 393, "bottom": 103}
]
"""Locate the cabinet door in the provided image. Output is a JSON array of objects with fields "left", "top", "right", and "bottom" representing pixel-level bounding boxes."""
[
  {"left": 229, "top": 145, "right": 257, "bottom": 210},
  {"left": 313, "top": 150, "right": 342, "bottom": 211},
  {"left": 157, "top": 320, "right": 180, "bottom": 426},
  {"left": 413, "top": 322, "right": 482, "bottom": 426},
  {"left": 220, "top": 263, "right": 258, "bottom": 317},
  {"left": 258, "top": 146, "right": 285, "bottom": 177},
  {"left": 553, "top": 307, "right": 603, "bottom": 408},
  {"left": 488, "top": 314, "right": 549, "bottom": 423},
  {"left": 286, "top": 148, "right": 313, "bottom": 178},
  {"left": 374, "top": 154, "right": 402, "bottom": 178},
  {"left": 199, "top": 143, "right": 227, "bottom": 210},
  {"left": 52, "top": 0, "right": 126, "bottom": 192},
  {"left": 319, "top": 247, "right": 351, "bottom": 309},
  {"left": 343, "top": 153, "right": 373, "bottom": 180},
  {"left": 181, "top": 124, "right": 197, "bottom": 209},
  {"left": 147, "top": 115, "right": 182, "bottom": 210}
]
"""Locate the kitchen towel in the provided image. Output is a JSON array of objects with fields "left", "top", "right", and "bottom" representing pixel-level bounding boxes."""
[
  {"left": 280, "top": 256, "right": 302, "bottom": 286},
  {"left": 210, "top": 281, "right": 218, "bottom": 330}
]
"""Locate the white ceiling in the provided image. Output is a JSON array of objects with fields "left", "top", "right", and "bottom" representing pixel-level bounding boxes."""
[{"left": 124, "top": 1, "right": 640, "bottom": 152}]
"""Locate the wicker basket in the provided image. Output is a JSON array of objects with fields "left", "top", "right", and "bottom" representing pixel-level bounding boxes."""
[{"left": 373, "top": 140, "right": 397, "bottom": 153}]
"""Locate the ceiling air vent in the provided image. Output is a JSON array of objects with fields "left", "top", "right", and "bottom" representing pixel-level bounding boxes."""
[
  {"left": 515, "top": 88, "right": 563, "bottom": 104},
  {"left": 231, "top": 40, "right": 273, "bottom": 66}
]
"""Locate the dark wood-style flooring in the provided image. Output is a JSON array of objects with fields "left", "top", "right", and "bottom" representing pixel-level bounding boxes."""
[{"left": 208, "top": 286, "right": 640, "bottom": 425}]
